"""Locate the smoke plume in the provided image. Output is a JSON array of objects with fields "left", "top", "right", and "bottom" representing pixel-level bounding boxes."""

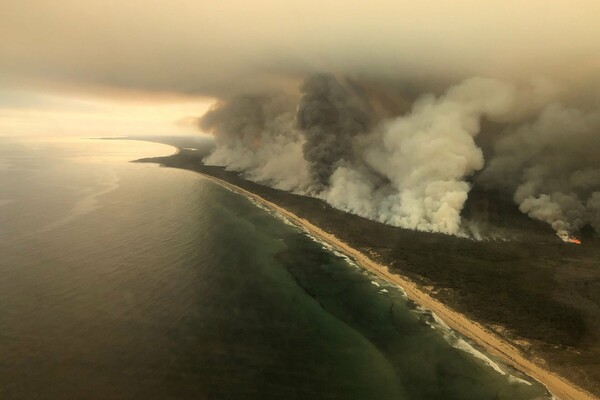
[
  {"left": 200, "top": 94, "right": 311, "bottom": 192},
  {"left": 296, "top": 74, "right": 372, "bottom": 190},
  {"left": 481, "top": 103, "right": 600, "bottom": 239},
  {"left": 325, "top": 78, "right": 518, "bottom": 234},
  {"left": 200, "top": 71, "right": 600, "bottom": 240}
]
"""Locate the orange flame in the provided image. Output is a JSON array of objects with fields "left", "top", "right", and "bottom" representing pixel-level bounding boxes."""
[{"left": 566, "top": 237, "right": 582, "bottom": 245}]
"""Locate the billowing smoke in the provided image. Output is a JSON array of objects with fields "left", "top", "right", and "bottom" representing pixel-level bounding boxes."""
[
  {"left": 481, "top": 103, "right": 600, "bottom": 239},
  {"left": 200, "top": 73, "right": 600, "bottom": 240},
  {"left": 297, "top": 74, "right": 372, "bottom": 190},
  {"left": 200, "top": 94, "right": 311, "bottom": 192},
  {"left": 325, "top": 78, "right": 517, "bottom": 235}
]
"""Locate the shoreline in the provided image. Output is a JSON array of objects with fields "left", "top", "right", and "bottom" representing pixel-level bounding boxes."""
[{"left": 194, "top": 171, "right": 596, "bottom": 400}]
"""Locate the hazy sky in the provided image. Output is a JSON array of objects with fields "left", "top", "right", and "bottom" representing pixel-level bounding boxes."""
[{"left": 1, "top": 0, "right": 599, "bottom": 136}]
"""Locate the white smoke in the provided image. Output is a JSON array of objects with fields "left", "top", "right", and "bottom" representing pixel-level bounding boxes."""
[
  {"left": 325, "top": 78, "right": 517, "bottom": 235},
  {"left": 201, "top": 94, "right": 312, "bottom": 192},
  {"left": 482, "top": 103, "right": 600, "bottom": 239}
]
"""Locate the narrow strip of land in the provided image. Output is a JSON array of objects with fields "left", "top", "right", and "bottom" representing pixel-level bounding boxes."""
[{"left": 200, "top": 171, "right": 597, "bottom": 400}]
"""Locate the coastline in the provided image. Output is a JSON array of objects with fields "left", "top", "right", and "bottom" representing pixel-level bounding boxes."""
[{"left": 197, "top": 171, "right": 596, "bottom": 400}]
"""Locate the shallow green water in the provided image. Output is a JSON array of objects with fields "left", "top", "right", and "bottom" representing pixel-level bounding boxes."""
[{"left": 0, "top": 138, "right": 551, "bottom": 399}]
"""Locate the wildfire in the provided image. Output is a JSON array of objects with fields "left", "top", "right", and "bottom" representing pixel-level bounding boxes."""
[{"left": 558, "top": 231, "right": 582, "bottom": 244}]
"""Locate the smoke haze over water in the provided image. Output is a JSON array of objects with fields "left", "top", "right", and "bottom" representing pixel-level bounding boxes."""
[{"left": 2, "top": 0, "right": 600, "bottom": 238}]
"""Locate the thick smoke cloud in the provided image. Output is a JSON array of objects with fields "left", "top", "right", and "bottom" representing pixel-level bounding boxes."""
[
  {"left": 201, "top": 74, "right": 600, "bottom": 240},
  {"left": 200, "top": 94, "right": 311, "bottom": 192},
  {"left": 326, "top": 78, "right": 517, "bottom": 235},
  {"left": 481, "top": 103, "right": 600, "bottom": 239},
  {"left": 297, "top": 74, "right": 371, "bottom": 190}
]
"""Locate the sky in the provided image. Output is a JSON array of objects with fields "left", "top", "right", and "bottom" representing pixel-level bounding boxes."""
[
  {"left": 1, "top": 0, "right": 600, "bottom": 136},
  {"left": 0, "top": 88, "right": 211, "bottom": 137}
]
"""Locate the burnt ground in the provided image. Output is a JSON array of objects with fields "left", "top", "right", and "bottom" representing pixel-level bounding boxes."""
[{"left": 125, "top": 136, "right": 600, "bottom": 397}]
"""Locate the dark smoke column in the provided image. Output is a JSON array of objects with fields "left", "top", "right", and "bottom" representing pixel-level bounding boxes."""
[{"left": 296, "top": 74, "right": 371, "bottom": 191}]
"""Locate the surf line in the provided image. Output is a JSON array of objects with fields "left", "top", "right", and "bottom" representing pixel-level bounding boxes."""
[{"left": 190, "top": 170, "right": 600, "bottom": 400}]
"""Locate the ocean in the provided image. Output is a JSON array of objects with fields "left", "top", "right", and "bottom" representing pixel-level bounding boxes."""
[{"left": 0, "top": 137, "right": 551, "bottom": 399}]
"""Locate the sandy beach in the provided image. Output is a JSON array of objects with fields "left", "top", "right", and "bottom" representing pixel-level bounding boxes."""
[{"left": 199, "top": 172, "right": 598, "bottom": 400}]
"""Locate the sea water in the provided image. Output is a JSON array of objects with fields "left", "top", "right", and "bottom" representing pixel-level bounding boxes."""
[{"left": 0, "top": 137, "right": 551, "bottom": 399}]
